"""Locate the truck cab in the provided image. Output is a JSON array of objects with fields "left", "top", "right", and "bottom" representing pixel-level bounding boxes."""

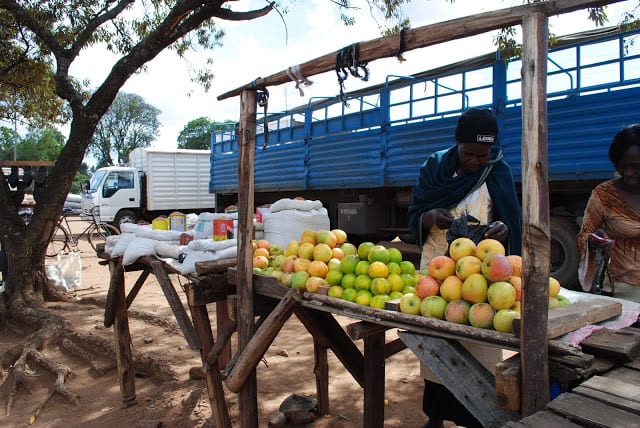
[{"left": 82, "top": 166, "right": 140, "bottom": 226}]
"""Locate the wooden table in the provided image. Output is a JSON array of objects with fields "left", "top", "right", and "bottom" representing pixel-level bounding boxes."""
[{"left": 102, "top": 254, "right": 635, "bottom": 428}]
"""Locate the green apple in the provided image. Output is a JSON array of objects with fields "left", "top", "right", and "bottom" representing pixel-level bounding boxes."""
[{"left": 398, "top": 293, "right": 421, "bottom": 315}]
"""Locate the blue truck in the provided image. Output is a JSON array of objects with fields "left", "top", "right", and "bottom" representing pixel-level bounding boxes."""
[{"left": 210, "top": 26, "right": 640, "bottom": 289}]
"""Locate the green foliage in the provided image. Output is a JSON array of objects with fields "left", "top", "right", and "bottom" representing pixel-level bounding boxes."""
[
  {"left": 89, "top": 92, "right": 161, "bottom": 166},
  {"left": 177, "top": 117, "right": 235, "bottom": 150},
  {"left": 0, "top": 126, "right": 64, "bottom": 161}
]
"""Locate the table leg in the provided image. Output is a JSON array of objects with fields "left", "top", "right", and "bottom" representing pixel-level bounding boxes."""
[
  {"left": 363, "top": 332, "right": 385, "bottom": 428},
  {"left": 110, "top": 258, "right": 137, "bottom": 405},
  {"left": 313, "top": 339, "right": 329, "bottom": 416}
]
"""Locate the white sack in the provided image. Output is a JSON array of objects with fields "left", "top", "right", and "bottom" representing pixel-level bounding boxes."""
[{"left": 263, "top": 205, "right": 330, "bottom": 249}]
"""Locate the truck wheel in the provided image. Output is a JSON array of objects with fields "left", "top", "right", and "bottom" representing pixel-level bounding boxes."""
[
  {"left": 550, "top": 217, "right": 580, "bottom": 290},
  {"left": 114, "top": 210, "right": 138, "bottom": 231}
]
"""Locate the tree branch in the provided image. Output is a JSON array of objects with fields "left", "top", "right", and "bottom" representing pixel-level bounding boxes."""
[{"left": 215, "top": 3, "right": 275, "bottom": 21}]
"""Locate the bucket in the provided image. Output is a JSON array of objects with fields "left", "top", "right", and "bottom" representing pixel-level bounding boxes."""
[
  {"left": 213, "top": 218, "right": 234, "bottom": 241},
  {"left": 169, "top": 212, "right": 186, "bottom": 232},
  {"left": 152, "top": 217, "right": 169, "bottom": 230}
]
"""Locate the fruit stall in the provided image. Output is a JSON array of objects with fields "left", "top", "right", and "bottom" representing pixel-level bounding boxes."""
[{"left": 100, "top": 1, "right": 640, "bottom": 427}]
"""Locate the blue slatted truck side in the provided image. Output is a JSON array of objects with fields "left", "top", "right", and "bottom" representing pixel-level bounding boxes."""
[{"left": 210, "top": 26, "right": 640, "bottom": 289}]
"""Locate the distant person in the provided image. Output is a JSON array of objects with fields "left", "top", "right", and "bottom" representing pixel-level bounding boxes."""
[
  {"left": 578, "top": 124, "right": 640, "bottom": 302},
  {"left": 407, "top": 108, "right": 522, "bottom": 428}
]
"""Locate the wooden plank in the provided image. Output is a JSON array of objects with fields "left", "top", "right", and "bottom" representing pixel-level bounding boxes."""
[
  {"left": 363, "top": 332, "right": 385, "bottom": 428},
  {"left": 110, "top": 258, "right": 137, "bottom": 405},
  {"left": 520, "top": 10, "right": 551, "bottom": 416},
  {"left": 574, "top": 377, "right": 640, "bottom": 414},
  {"left": 187, "top": 294, "right": 232, "bottom": 427},
  {"left": 626, "top": 359, "right": 640, "bottom": 370},
  {"left": 304, "top": 292, "right": 588, "bottom": 361},
  {"left": 580, "top": 327, "right": 640, "bottom": 361},
  {"left": 511, "top": 410, "right": 583, "bottom": 427},
  {"left": 0, "top": 160, "right": 55, "bottom": 166},
  {"left": 313, "top": 340, "right": 329, "bottom": 417},
  {"left": 496, "top": 353, "right": 521, "bottom": 412},
  {"left": 195, "top": 258, "right": 237, "bottom": 275},
  {"left": 603, "top": 366, "right": 640, "bottom": 385},
  {"left": 399, "top": 332, "right": 519, "bottom": 427},
  {"left": 218, "top": 0, "right": 625, "bottom": 100},
  {"left": 346, "top": 321, "right": 390, "bottom": 340},
  {"left": 225, "top": 289, "right": 300, "bottom": 393},
  {"left": 236, "top": 88, "right": 258, "bottom": 427},
  {"left": 384, "top": 338, "right": 406, "bottom": 358},
  {"left": 150, "top": 261, "right": 201, "bottom": 350},
  {"left": 512, "top": 299, "right": 623, "bottom": 339},
  {"left": 548, "top": 392, "right": 640, "bottom": 427},
  {"left": 205, "top": 318, "right": 237, "bottom": 366},
  {"left": 215, "top": 299, "right": 233, "bottom": 369}
]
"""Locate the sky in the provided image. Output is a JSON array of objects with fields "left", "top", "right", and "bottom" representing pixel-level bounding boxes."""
[{"left": 46, "top": 0, "right": 640, "bottom": 153}]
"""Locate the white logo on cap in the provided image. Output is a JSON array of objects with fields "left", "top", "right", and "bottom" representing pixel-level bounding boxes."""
[{"left": 476, "top": 134, "right": 495, "bottom": 143}]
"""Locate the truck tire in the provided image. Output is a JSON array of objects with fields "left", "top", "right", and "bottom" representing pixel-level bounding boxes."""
[
  {"left": 550, "top": 216, "right": 580, "bottom": 290},
  {"left": 114, "top": 210, "right": 138, "bottom": 231}
]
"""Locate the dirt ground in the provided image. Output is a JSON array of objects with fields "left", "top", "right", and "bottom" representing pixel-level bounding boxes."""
[{"left": 0, "top": 219, "right": 430, "bottom": 428}]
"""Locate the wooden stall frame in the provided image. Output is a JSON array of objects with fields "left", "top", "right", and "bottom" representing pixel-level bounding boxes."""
[{"left": 216, "top": 0, "right": 627, "bottom": 426}]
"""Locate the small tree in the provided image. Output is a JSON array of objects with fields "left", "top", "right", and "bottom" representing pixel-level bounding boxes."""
[
  {"left": 177, "top": 117, "right": 235, "bottom": 150},
  {"left": 89, "top": 92, "right": 160, "bottom": 166}
]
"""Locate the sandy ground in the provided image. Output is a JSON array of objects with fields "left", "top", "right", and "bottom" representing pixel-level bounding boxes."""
[{"left": 0, "top": 219, "right": 429, "bottom": 428}]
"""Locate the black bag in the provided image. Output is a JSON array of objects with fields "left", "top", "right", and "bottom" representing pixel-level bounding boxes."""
[{"left": 446, "top": 212, "right": 491, "bottom": 247}]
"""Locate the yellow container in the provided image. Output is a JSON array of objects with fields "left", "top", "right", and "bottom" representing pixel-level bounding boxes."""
[
  {"left": 169, "top": 212, "right": 186, "bottom": 232},
  {"left": 152, "top": 217, "right": 169, "bottom": 230}
]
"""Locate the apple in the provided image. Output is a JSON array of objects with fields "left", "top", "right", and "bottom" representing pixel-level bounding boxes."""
[
  {"left": 468, "top": 302, "right": 495, "bottom": 329},
  {"left": 331, "top": 247, "right": 345, "bottom": 260},
  {"left": 305, "top": 276, "right": 326, "bottom": 293},
  {"left": 557, "top": 295, "right": 571, "bottom": 307},
  {"left": 293, "top": 257, "right": 311, "bottom": 272},
  {"left": 253, "top": 247, "right": 269, "bottom": 258},
  {"left": 300, "top": 229, "right": 317, "bottom": 245},
  {"left": 316, "top": 230, "right": 338, "bottom": 248},
  {"left": 508, "top": 276, "right": 522, "bottom": 301},
  {"left": 280, "top": 272, "right": 293, "bottom": 287},
  {"left": 313, "top": 243, "right": 333, "bottom": 263},
  {"left": 444, "top": 300, "right": 471, "bottom": 324},
  {"left": 475, "top": 238, "right": 506, "bottom": 261},
  {"left": 307, "top": 260, "right": 329, "bottom": 278},
  {"left": 448, "top": 237, "right": 477, "bottom": 262},
  {"left": 481, "top": 253, "right": 513, "bottom": 282},
  {"left": 269, "top": 254, "right": 287, "bottom": 270},
  {"left": 298, "top": 242, "right": 315, "bottom": 260},
  {"left": 285, "top": 240, "right": 300, "bottom": 257},
  {"left": 549, "top": 297, "right": 561, "bottom": 309},
  {"left": 506, "top": 255, "right": 522, "bottom": 277},
  {"left": 493, "top": 309, "right": 519, "bottom": 333},
  {"left": 461, "top": 273, "right": 488, "bottom": 304},
  {"left": 398, "top": 293, "right": 422, "bottom": 315},
  {"left": 439, "top": 275, "right": 463, "bottom": 301},
  {"left": 428, "top": 255, "right": 456, "bottom": 281},
  {"left": 415, "top": 275, "right": 440, "bottom": 299},
  {"left": 420, "top": 295, "right": 447, "bottom": 319},
  {"left": 257, "top": 239, "right": 271, "bottom": 250},
  {"left": 331, "top": 229, "right": 348, "bottom": 245},
  {"left": 370, "top": 294, "right": 391, "bottom": 309},
  {"left": 487, "top": 281, "right": 517, "bottom": 310},
  {"left": 253, "top": 255, "right": 269, "bottom": 269},
  {"left": 290, "top": 271, "right": 310, "bottom": 290},
  {"left": 549, "top": 277, "right": 561, "bottom": 298},
  {"left": 269, "top": 244, "right": 283, "bottom": 256},
  {"left": 455, "top": 255, "right": 482, "bottom": 280}
]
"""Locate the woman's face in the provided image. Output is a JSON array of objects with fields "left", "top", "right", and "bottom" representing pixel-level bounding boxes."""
[
  {"left": 457, "top": 142, "right": 492, "bottom": 174},
  {"left": 617, "top": 144, "right": 640, "bottom": 190}
]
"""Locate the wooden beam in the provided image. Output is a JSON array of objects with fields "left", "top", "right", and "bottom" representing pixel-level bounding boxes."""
[
  {"left": 236, "top": 87, "right": 259, "bottom": 427},
  {"left": 0, "top": 160, "right": 55, "bottom": 166},
  {"left": 217, "top": 0, "right": 624, "bottom": 100},
  {"left": 520, "top": 11, "right": 551, "bottom": 416}
]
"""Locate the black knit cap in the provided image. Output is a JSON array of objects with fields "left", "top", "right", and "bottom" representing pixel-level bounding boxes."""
[{"left": 455, "top": 108, "right": 498, "bottom": 144}]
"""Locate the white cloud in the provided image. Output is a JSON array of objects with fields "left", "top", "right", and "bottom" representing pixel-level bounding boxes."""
[{"left": 60, "top": 0, "right": 640, "bottom": 153}]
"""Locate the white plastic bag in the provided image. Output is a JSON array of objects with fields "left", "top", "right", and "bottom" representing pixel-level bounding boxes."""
[{"left": 57, "top": 251, "right": 82, "bottom": 291}]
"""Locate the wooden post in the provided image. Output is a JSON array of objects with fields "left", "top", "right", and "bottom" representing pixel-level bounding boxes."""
[
  {"left": 110, "top": 258, "right": 137, "bottom": 405},
  {"left": 520, "top": 11, "right": 551, "bottom": 415},
  {"left": 363, "top": 332, "right": 386, "bottom": 428},
  {"left": 313, "top": 339, "right": 330, "bottom": 416},
  {"left": 215, "top": 300, "right": 232, "bottom": 368},
  {"left": 237, "top": 88, "right": 258, "bottom": 428},
  {"left": 186, "top": 288, "right": 232, "bottom": 428}
]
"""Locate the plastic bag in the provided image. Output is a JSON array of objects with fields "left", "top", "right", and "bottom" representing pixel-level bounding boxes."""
[
  {"left": 446, "top": 213, "right": 491, "bottom": 246},
  {"left": 58, "top": 251, "right": 82, "bottom": 291}
]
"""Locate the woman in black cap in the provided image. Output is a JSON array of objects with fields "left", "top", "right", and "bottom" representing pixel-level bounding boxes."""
[{"left": 408, "top": 108, "right": 522, "bottom": 428}]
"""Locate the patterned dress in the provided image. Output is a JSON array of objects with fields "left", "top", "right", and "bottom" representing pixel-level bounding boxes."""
[{"left": 578, "top": 179, "right": 640, "bottom": 301}]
